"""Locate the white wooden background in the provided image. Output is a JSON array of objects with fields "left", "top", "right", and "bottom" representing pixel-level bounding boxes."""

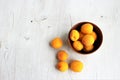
[{"left": 0, "top": 0, "right": 120, "bottom": 80}]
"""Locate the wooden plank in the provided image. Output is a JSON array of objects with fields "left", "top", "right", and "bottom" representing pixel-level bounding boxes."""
[{"left": 0, "top": 0, "right": 120, "bottom": 80}]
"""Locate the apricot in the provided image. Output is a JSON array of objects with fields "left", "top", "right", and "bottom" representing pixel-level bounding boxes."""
[
  {"left": 81, "top": 23, "right": 93, "bottom": 34},
  {"left": 73, "top": 41, "right": 83, "bottom": 51},
  {"left": 70, "top": 60, "right": 84, "bottom": 72},
  {"left": 82, "top": 35, "right": 94, "bottom": 46},
  {"left": 56, "top": 61, "right": 68, "bottom": 72},
  {"left": 57, "top": 50, "right": 68, "bottom": 61},
  {"left": 84, "top": 45, "right": 94, "bottom": 52},
  {"left": 70, "top": 30, "right": 80, "bottom": 41},
  {"left": 90, "top": 31, "right": 97, "bottom": 41},
  {"left": 79, "top": 32, "right": 84, "bottom": 40},
  {"left": 50, "top": 37, "right": 63, "bottom": 49}
]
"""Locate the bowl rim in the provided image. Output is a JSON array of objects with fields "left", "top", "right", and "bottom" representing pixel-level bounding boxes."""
[{"left": 68, "top": 21, "right": 103, "bottom": 55}]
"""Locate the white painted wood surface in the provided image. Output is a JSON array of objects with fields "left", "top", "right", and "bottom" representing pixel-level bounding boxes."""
[{"left": 0, "top": 0, "right": 120, "bottom": 80}]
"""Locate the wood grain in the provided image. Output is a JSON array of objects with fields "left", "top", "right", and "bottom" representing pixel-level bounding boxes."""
[{"left": 0, "top": 0, "right": 120, "bottom": 80}]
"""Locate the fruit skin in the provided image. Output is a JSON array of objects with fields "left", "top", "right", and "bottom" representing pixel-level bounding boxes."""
[
  {"left": 79, "top": 32, "right": 84, "bottom": 40},
  {"left": 70, "top": 60, "right": 84, "bottom": 72},
  {"left": 81, "top": 23, "right": 93, "bottom": 34},
  {"left": 84, "top": 45, "right": 94, "bottom": 52},
  {"left": 70, "top": 30, "right": 80, "bottom": 41},
  {"left": 89, "top": 31, "right": 97, "bottom": 41},
  {"left": 82, "top": 35, "right": 94, "bottom": 46},
  {"left": 73, "top": 41, "right": 83, "bottom": 51},
  {"left": 50, "top": 37, "right": 63, "bottom": 49},
  {"left": 56, "top": 61, "right": 68, "bottom": 72},
  {"left": 57, "top": 50, "right": 68, "bottom": 61}
]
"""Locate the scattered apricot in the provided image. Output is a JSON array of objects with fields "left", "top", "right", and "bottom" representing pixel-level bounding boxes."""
[
  {"left": 81, "top": 23, "right": 93, "bottom": 34},
  {"left": 50, "top": 37, "right": 63, "bottom": 49},
  {"left": 56, "top": 61, "right": 68, "bottom": 72},
  {"left": 82, "top": 35, "right": 94, "bottom": 46},
  {"left": 57, "top": 50, "right": 68, "bottom": 61},
  {"left": 70, "top": 60, "right": 84, "bottom": 72},
  {"left": 73, "top": 41, "right": 83, "bottom": 51},
  {"left": 70, "top": 30, "right": 80, "bottom": 41}
]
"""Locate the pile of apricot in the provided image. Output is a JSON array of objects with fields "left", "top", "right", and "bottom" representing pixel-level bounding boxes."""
[{"left": 70, "top": 23, "right": 97, "bottom": 52}]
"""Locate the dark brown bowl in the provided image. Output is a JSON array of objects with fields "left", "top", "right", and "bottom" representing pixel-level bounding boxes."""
[{"left": 68, "top": 22, "right": 103, "bottom": 55}]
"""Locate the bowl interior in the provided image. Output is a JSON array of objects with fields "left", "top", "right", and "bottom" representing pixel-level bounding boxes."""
[{"left": 68, "top": 22, "right": 103, "bottom": 54}]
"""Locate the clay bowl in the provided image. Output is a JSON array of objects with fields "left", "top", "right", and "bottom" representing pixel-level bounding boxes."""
[{"left": 68, "top": 22, "right": 103, "bottom": 55}]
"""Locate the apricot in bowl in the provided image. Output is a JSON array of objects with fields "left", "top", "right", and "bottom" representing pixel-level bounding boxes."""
[{"left": 68, "top": 22, "right": 103, "bottom": 54}]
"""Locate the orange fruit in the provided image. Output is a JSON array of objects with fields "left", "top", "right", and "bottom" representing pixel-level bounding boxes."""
[
  {"left": 73, "top": 41, "right": 83, "bottom": 51},
  {"left": 70, "top": 60, "right": 84, "bottom": 72},
  {"left": 82, "top": 35, "right": 94, "bottom": 46},
  {"left": 79, "top": 32, "right": 84, "bottom": 40},
  {"left": 57, "top": 50, "right": 68, "bottom": 61},
  {"left": 50, "top": 37, "right": 63, "bottom": 49},
  {"left": 84, "top": 45, "right": 94, "bottom": 52},
  {"left": 56, "top": 61, "right": 68, "bottom": 72},
  {"left": 81, "top": 23, "right": 93, "bottom": 34},
  {"left": 70, "top": 30, "right": 80, "bottom": 41},
  {"left": 89, "top": 31, "right": 97, "bottom": 41}
]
